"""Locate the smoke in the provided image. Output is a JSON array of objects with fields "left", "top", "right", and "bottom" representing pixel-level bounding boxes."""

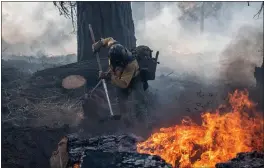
[
  {"left": 3, "top": 2, "right": 262, "bottom": 80},
  {"left": 2, "top": 2, "right": 77, "bottom": 56},
  {"left": 133, "top": 2, "right": 263, "bottom": 87}
]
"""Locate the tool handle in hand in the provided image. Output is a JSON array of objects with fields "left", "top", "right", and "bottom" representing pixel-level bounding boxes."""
[
  {"left": 88, "top": 24, "right": 103, "bottom": 71},
  {"left": 88, "top": 24, "right": 96, "bottom": 44},
  {"left": 89, "top": 69, "right": 111, "bottom": 95},
  {"left": 88, "top": 24, "right": 114, "bottom": 116}
]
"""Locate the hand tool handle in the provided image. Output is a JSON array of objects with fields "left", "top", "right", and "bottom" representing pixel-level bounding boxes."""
[
  {"left": 88, "top": 24, "right": 114, "bottom": 116},
  {"left": 89, "top": 69, "right": 111, "bottom": 95},
  {"left": 89, "top": 24, "right": 103, "bottom": 71}
]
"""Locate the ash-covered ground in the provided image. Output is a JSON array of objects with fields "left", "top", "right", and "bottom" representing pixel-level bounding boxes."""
[
  {"left": 2, "top": 26, "right": 264, "bottom": 167},
  {"left": 1, "top": 49, "right": 263, "bottom": 168},
  {"left": 2, "top": 55, "right": 79, "bottom": 168}
]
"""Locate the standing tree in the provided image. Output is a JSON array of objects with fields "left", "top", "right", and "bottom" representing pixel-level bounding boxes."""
[
  {"left": 54, "top": 2, "right": 136, "bottom": 63},
  {"left": 32, "top": 2, "right": 137, "bottom": 88}
]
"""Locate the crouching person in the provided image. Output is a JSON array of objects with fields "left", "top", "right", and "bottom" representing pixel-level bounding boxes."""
[{"left": 92, "top": 37, "right": 148, "bottom": 127}]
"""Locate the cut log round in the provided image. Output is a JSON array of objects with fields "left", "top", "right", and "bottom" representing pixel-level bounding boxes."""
[{"left": 62, "top": 75, "right": 87, "bottom": 89}]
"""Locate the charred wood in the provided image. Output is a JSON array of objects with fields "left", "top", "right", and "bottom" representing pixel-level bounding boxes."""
[
  {"left": 215, "top": 151, "right": 264, "bottom": 168},
  {"left": 54, "top": 134, "right": 173, "bottom": 168}
]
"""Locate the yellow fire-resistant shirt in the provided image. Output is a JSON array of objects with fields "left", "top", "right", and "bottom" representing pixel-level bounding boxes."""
[
  {"left": 100, "top": 37, "right": 140, "bottom": 89},
  {"left": 110, "top": 59, "right": 140, "bottom": 89}
]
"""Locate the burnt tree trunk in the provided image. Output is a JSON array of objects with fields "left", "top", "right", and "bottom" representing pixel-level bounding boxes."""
[{"left": 77, "top": 2, "right": 136, "bottom": 62}]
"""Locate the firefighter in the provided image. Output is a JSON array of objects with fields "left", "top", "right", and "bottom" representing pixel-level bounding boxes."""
[{"left": 92, "top": 37, "right": 147, "bottom": 127}]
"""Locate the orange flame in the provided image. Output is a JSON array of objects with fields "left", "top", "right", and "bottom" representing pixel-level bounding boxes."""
[{"left": 137, "top": 90, "right": 264, "bottom": 167}]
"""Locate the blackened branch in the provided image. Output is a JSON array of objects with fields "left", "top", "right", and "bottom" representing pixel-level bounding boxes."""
[
  {"left": 53, "top": 1, "right": 77, "bottom": 31},
  {"left": 254, "top": 2, "right": 264, "bottom": 19}
]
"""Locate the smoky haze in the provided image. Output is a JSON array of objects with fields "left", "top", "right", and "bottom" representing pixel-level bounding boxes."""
[
  {"left": 2, "top": 2, "right": 77, "bottom": 56},
  {"left": 133, "top": 2, "right": 263, "bottom": 87},
  {"left": 130, "top": 2, "right": 263, "bottom": 130},
  {"left": 2, "top": 2, "right": 263, "bottom": 86}
]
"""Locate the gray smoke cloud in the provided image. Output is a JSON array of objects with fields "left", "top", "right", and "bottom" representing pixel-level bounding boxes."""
[
  {"left": 131, "top": 2, "right": 263, "bottom": 129},
  {"left": 2, "top": 2, "right": 263, "bottom": 86},
  {"left": 2, "top": 2, "right": 77, "bottom": 56},
  {"left": 132, "top": 2, "right": 263, "bottom": 87}
]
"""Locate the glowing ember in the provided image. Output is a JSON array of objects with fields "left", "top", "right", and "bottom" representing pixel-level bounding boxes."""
[
  {"left": 137, "top": 90, "right": 264, "bottom": 168},
  {"left": 73, "top": 164, "right": 80, "bottom": 168}
]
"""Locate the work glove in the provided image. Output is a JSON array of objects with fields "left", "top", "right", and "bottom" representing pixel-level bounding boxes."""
[
  {"left": 92, "top": 39, "right": 103, "bottom": 53},
  {"left": 98, "top": 71, "right": 111, "bottom": 80}
]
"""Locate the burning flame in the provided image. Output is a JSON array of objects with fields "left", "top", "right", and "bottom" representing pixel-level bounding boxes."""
[{"left": 137, "top": 90, "right": 264, "bottom": 168}]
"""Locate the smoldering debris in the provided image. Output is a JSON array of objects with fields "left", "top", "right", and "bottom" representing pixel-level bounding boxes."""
[
  {"left": 216, "top": 151, "right": 264, "bottom": 168},
  {"left": 50, "top": 134, "right": 172, "bottom": 168}
]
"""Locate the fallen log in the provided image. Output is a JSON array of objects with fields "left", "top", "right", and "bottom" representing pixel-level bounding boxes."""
[
  {"left": 20, "top": 58, "right": 113, "bottom": 102},
  {"left": 30, "top": 58, "right": 109, "bottom": 89},
  {"left": 50, "top": 134, "right": 173, "bottom": 168}
]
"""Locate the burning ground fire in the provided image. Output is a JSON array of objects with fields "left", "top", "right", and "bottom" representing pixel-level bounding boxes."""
[{"left": 137, "top": 90, "right": 264, "bottom": 168}]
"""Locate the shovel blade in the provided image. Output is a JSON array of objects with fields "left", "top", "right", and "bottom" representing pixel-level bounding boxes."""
[{"left": 111, "top": 114, "right": 122, "bottom": 120}]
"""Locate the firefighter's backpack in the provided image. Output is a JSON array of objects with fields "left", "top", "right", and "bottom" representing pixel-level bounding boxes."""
[{"left": 131, "top": 45, "right": 159, "bottom": 81}]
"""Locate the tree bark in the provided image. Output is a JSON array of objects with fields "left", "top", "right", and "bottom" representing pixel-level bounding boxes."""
[{"left": 77, "top": 2, "right": 136, "bottom": 62}]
